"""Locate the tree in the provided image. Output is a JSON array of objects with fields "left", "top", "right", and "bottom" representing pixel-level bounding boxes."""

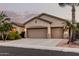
[
  {"left": 64, "top": 20, "right": 71, "bottom": 43},
  {"left": 58, "top": 3, "right": 79, "bottom": 43},
  {"left": 0, "top": 11, "right": 13, "bottom": 40},
  {"left": 75, "top": 23, "right": 79, "bottom": 39},
  {"left": 64, "top": 20, "right": 77, "bottom": 44}
]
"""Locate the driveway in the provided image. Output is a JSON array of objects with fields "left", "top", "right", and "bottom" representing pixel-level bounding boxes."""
[
  {"left": 0, "top": 38, "right": 63, "bottom": 49},
  {"left": 1, "top": 38, "right": 79, "bottom": 54}
]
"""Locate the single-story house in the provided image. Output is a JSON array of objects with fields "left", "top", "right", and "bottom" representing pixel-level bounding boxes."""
[
  {"left": 8, "top": 13, "right": 69, "bottom": 39},
  {"left": 23, "top": 13, "right": 69, "bottom": 39}
]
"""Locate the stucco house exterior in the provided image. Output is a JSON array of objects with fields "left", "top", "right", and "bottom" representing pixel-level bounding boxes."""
[
  {"left": 11, "top": 22, "right": 24, "bottom": 34},
  {"left": 23, "top": 13, "right": 68, "bottom": 39},
  {"left": 9, "top": 13, "right": 69, "bottom": 39}
]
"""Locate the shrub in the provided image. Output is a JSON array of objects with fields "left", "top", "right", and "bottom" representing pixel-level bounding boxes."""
[{"left": 7, "top": 31, "right": 21, "bottom": 40}]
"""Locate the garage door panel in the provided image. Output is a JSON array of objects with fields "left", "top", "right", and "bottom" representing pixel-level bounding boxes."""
[
  {"left": 27, "top": 28, "right": 47, "bottom": 38},
  {"left": 51, "top": 28, "right": 63, "bottom": 38}
]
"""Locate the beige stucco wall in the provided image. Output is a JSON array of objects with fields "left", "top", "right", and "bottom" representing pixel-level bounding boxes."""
[
  {"left": 64, "top": 30, "right": 69, "bottom": 39},
  {"left": 39, "top": 15, "right": 66, "bottom": 27},
  {"left": 25, "top": 18, "right": 50, "bottom": 28},
  {"left": 12, "top": 25, "right": 24, "bottom": 34},
  {"left": 24, "top": 18, "right": 51, "bottom": 38}
]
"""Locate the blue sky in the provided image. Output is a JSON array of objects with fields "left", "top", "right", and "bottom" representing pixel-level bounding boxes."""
[{"left": 0, "top": 3, "right": 79, "bottom": 22}]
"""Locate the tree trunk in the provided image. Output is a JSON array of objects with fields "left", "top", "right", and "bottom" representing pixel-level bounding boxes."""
[
  {"left": 4, "top": 32, "right": 8, "bottom": 40},
  {"left": 71, "top": 4, "right": 76, "bottom": 43},
  {"left": 1, "top": 32, "right": 7, "bottom": 41},
  {"left": 1, "top": 33, "right": 5, "bottom": 41},
  {"left": 67, "top": 27, "right": 71, "bottom": 44}
]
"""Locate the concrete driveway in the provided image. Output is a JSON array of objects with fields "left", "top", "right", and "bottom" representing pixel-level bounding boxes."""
[
  {"left": 0, "top": 38, "right": 62, "bottom": 49},
  {"left": 1, "top": 39, "right": 79, "bottom": 53}
]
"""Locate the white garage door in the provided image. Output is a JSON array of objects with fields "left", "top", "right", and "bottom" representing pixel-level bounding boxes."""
[
  {"left": 27, "top": 28, "right": 47, "bottom": 38},
  {"left": 51, "top": 27, "right": 63, "bottom": 38}
]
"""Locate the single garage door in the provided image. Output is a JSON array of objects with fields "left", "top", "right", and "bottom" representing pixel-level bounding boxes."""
[
  {"left": 27, "top": 28, "right": 47, "bottom": 38},
  {"left": 51, "top": 27, "right": 63, "bottom": 38}
]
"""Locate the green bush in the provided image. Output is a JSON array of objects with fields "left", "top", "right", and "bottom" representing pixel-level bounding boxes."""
[{"left": 7, "top": 31, "right": 21, "bottom": 40}]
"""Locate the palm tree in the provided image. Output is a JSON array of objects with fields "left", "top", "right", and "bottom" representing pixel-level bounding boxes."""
[
  {"left": 75, "top": 23, "right": 79, "bottom": 39},
  {"left": 65, "top": 20, "right": 77, "bottom": 44},
  {"left": 58, "top": 3, "right": 79, "bottom": 43},
  {"left": 64, "top": 20, "right": 71, "bottom": 43}
]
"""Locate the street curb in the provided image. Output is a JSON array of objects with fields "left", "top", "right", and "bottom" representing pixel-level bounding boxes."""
[{"left": 0, "top": 44, "right": 79, "bottom": 53}]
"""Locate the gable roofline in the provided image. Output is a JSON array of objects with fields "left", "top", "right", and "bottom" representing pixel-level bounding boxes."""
[
  {"left": 37, "top": 13, "right": 68, "bottom": 22},
  {"left": 37, "top": 17, "right": 52, "bottom": 24},
  {"left": 23, "top": 17, "right": 52, "bottom": 25},
  {"left": 11, "top": 22, "right": 24, "bottom": 28},
  {"left": 23, "top": 17, "right": 36, "bottom": 25}
]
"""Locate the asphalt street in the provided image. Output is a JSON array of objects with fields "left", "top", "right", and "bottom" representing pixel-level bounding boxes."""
[{"left": 0, "top": 46, "right": 78, "bottom": 56}]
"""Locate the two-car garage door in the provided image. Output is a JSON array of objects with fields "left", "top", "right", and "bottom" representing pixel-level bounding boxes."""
[
  {"left": 27, "top": 27, "right": 63, "bottom": 38},
  {"left": 27, "top": 28, "right": 47, "bottom": 38}
]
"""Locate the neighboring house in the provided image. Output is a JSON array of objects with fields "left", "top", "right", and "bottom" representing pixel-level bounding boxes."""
[{"left": 24, "top": 13, "right": 68, "bottom": 39}]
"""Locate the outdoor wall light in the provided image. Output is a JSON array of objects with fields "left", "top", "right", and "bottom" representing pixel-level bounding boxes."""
[{"left": 24, "top": 28, "right": 26, "bottom": 32}]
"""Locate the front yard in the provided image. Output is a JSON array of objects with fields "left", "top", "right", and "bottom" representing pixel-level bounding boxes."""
[{"left": 57, "top": 39, "right": 79, "bottom": 48}]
